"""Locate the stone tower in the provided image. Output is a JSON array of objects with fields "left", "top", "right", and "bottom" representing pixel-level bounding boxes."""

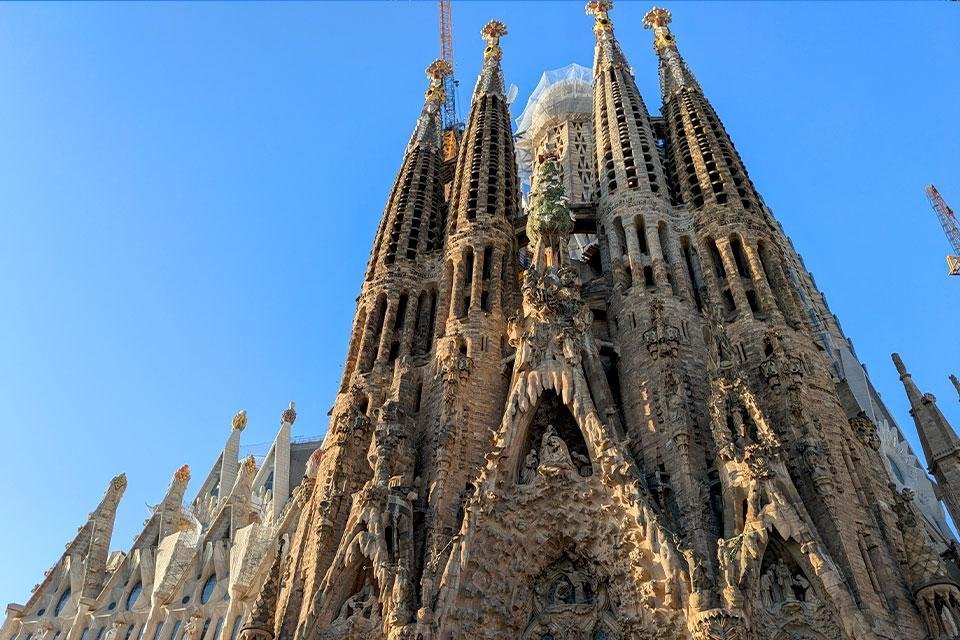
[
  {"left": 894, "top": 353, "right": 960, "bottom": 532},
  {"left": 7, "top": 5, "right": 960, "bottom": 640}
]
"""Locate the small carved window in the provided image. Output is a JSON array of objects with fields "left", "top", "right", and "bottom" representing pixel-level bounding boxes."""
[
  {"left": 126, "top": 582, "right": 142, "bottom": 611},
  {"left": 54, "top": 589, "right": 72, "bottom": 616},
  {"left": 200, "top": 575, "right": 217, "bottom": 605}
]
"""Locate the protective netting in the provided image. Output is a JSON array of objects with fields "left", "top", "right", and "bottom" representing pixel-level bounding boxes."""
[{"left": 515, "top": 63, "right": 593, "bottom": 187}]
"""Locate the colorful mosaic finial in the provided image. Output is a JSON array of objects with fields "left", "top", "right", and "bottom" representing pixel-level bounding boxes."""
[
  {"left": 242, "top": 455, "right": 258, "bottom": 475},
  {"left": 232, "top": 409, "right": 248, "bottom": 431},
  {"left": 642, "top": 7, "right": 676, "bottom": 53},
  {"left": 425, "top": 59, "right": 452, "bottom": 105},
  {"left": 174, "top": 464, "right": 191, "bottom": 483},
  {"left": 281, "top": 401, "right": 297, "bottom": 425},
  {"left": 585, "top": 1, "right": 614, "bottom": 36},
  {"left": 481, "top": 20, "right": 507, "bottom": 61},
  {"left": 110, "top": 473, "right": 128, "bottom": 492}
]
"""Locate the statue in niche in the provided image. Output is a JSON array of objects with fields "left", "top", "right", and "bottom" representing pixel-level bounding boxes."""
[
  {"left": 540, "top": 424, "right": 573, "bottom": 468},
  {"left": 759, "top": 570, "right": 774, "bottom": 609},
  {"left": 570, "top": 450, "right": 592, "bottom": 477},
  {"left": 335, "top": 578, "right": 377, "bottom": 623},
  {"left": 791, "top": 571, "right": 810, "bottom": 602},
  {"left": 520, "top": 447, "right": 539, "bottom": 484},
  {"left": 773, "top": 559, "right": 793, "bottom": 602}
]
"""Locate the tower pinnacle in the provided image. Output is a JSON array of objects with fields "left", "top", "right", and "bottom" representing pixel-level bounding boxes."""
[
  {"left": 892, "top": 352, "right": 960, "bottom": 529},
  {"left": 473, "top": 20, "right": 508, "bottom": 101},
  {"left": 425, "top": 59, "right": 452, "bottom": 106},
  {"left": 642, "top": 7, "right": 675, "bottom": 53},
  {"left": 643, "top": 6, "right": 700, "bottom": 98},
  {"left": 481, "top": 20, "right": 507, "bottom": 62},
  {"left": 408, "top": 60, "right": 452, "bottom": 152},
  {"left": 585, "top": 1, "right": 614, "bottom": 37}
]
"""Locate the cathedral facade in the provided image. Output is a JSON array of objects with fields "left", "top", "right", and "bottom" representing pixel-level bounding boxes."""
[{"left": 6, "top": 4, "right": 960, "bottom": 640}]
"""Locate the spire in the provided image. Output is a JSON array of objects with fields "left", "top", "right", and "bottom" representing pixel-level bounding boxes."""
[
  {"left": 80, "top": 473, "right": 127, "bottom": 602},
  {"left": 158, "top": 464, "right": 191, "bottom": 539},
  {"left": 585, "top": 1, "right": 626, "bottom": 67},
  {"left": 585, "top": 1, "right": 667, "bottom": 198},
  {"left": 642, "top": 7, "right": 701, "bottom": 99},
  {"left": 951, "top": 373, "right": 960, "bottom": 401},
  {"left": 447, "top": 19, "right": 519, "bottom": 225},
  {"left": 363, "top": 59, "right": 451, "bottom": 280},
  {"left": 893, "top": 353, "right": 960, "bottom": 470},
  {"left": 219, "top": 409, "right": 246, "bottom": 498},
  {"left": 475, "top": 20, "right": 507, "bottom": 98},
  {"left": 644, "top": 6, "right": 763, "bottom": 214},
  {"left": 408, "top": 59, "right": 452, "bottom": 153}
]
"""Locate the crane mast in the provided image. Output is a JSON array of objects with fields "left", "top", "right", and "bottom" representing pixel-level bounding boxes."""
[
  {"left": 438, "top": 0, "right": 461, "bottom": 133},
  {"left": 925, "top": 184, "right": 960, "bottom": 276}
]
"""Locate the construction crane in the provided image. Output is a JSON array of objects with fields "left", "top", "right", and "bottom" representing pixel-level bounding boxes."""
[
  {"left": 438, "top": 0, "right": 462, "bottom": 133},
  {"left": 925, "top": 184, "right": 960, "bottom": 276}
]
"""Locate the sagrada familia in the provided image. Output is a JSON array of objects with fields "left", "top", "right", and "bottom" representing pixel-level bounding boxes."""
[{"left": 6, "top": 4, "right": 960, "bottom": 640}]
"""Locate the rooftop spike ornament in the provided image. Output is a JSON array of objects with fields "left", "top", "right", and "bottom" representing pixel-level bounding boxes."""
[
  {"left": 585, "top": 1, "right": 614, "bottom": 36},
  {"left": 424, "top": 58, "right": 452, "bottom": 105},
  {"left": 232, "top": 409, "right": 248, "bottom": 431},
  {"left": 481, "top": 20, "right": 507, "bottom": 62},
  {"left": 642, "top": 7, "right": 676, "bottom": 53}
]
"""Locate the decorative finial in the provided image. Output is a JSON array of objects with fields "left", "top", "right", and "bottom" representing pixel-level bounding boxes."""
[
  {"left": 281, "top": 401, "right": 297, "bottom": 425},
  {"left": 585, "top": 1, "right": 614, "bottom": 36},
  {"left": 950, "top": 374, "right": 960, "bottom": 401},
  {"left": 242, "top": 455, "right": 257, "bottom": 475},
  {"left": 232, "top": 409, "right": 248, "bottom": 431},
  {"left": 481, "top": 20, "right": 507, "bottom": 61},
  {"left": 425, "top": 59, "right": 452, "bottom": 105},
  {"left": 892, "top": 353, "right": 908, "bottom": 378},
  {"left": 110, "top": 473, "right": 128, "bottom": 492},
  {"left": 174, "top": 464, "right": 191, "bottom": 483},
  {"left": 643, "top": 7, "right": 676, "bottom": 53}
]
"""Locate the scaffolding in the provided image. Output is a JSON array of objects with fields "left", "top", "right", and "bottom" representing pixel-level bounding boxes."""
[{"left": 515, "top": 63, "right": 593, "bottom": 188}]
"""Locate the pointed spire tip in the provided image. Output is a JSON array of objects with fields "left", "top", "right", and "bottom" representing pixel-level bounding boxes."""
[
  {"left": 892, "top": 352, "right": 908, "bottom": 377},
  {"left": 232, "top": 409, "right": 247, "bottom": 431},
  {"left": 481, "top": 20, "right": 507, "bottom": 61},
  {"left": 174, "top": 464, "right": 191, "bottom": 483},
  {"left": 281, "top": 401, "right": 297, "bottom": 425},
  {"left": 586, "top": 1, "right": 614, "bottom": 36},
  {"left": 643, "top": 7, "right": 678, "bottom": 55},
  {"left": 109, "top": 473, "right": 128, "bottom": 493}
]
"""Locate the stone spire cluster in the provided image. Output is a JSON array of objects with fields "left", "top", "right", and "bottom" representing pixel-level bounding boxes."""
[{"left": 6, "top": 5, "right": 959, "bottom": 640}]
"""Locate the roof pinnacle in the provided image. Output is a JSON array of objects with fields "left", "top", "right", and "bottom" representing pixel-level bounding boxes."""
[
  {"left": 643, "top": 7, "right": 677, "bottom": 54},
  {"left": 232, "top": 409, "right": 248, "bottom": 431},
  {"left": 481, "top": 20, "right": 507, "bottom": 62},
  {"left": 281, "top": 401, "right": 297, "bottom": 426},
  {"left": 173, "top": 464, "right": 191, "bottom": 483},
  {"left": 585, "top": 1, "right": 614, "bottom": 37},
  {"left": 424, "top": 59, "right": 452, "bottom": 105},
  {"left": 892, "top": 352, "right": 909, "bottom": 378}
]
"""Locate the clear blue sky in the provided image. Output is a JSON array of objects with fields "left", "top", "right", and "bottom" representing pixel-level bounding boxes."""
[{"left": 0, "top": 1, "right": 957, "bottom": 607}]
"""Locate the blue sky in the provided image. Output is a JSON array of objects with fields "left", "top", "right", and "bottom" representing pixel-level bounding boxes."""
[{"left": 0, "top": 1, "right": 957, "bottom": 607}]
